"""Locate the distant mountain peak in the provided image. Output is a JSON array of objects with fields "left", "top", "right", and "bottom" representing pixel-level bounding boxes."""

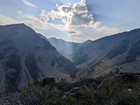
[{"left": 49, "top": 37, "right": 67, "bottom": 43}]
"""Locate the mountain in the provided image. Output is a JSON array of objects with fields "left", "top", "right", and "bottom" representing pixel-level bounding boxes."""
[
  {"left": 0, "top": 24, "right": 77, "bottom": 93},
  {"left": 48, "top": 37, "right": 92, "bottom": 61},
  {"left": 49, "top": 29, "right": 140, "bottom": 79},
  {"left": 74, "top": 28, "right": 140, "bottom": 78},
  {"left": 48, "top": 37, "right": 82, "bottom": 61}
]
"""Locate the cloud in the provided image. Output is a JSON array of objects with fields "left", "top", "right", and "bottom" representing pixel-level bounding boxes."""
[
  {"left": 69, "top": 25, "right": 119, "bottom": 42},
  {"left": 0, "top": 15, "right": 19, "bottom": 25},
  {"left": 45, "top": 0, "right": 93, "bottom": 26},
  {"left": 17, "top": 10, "right": 49, "bottom": 30},
  {"left": 22, "top": 0, "right": 37, "bottom": 8},
  {"left": 0, "top": 0, "right": 120, "bottom": 42}
]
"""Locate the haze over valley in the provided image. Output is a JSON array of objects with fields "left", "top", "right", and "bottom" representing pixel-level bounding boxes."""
[{"left": 0, "top": 0, "right": 140, "bottom": 105}]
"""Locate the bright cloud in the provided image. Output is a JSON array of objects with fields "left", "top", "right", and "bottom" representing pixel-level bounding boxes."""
[
  {"left": 0, "top": 0, "right": 120, "bottom": 42},
  {"left": 22, "top": 0, "right": 37, "bottom": 8},
  {"left": 46, "top": 0, "right": 93, "bottom": 26},
  {"left": 0, "top": 15, "right": 19, "bottom": 25}
]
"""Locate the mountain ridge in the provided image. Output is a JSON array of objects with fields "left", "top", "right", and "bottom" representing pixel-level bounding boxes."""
[
  {"left": 49, "top": 28, "right": 140, "bottom": 79},
  {"left": 0, "top": 23, "right": 77, "bottom": 93}
]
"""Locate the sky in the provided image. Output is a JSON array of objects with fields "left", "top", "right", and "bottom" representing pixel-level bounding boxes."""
[{"left": 0, "top": 0, "right": 140, "bottom": 42}]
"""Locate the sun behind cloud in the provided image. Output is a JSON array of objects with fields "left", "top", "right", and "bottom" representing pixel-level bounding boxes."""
[{"left": 0, "top": 0, "right": 121, "bottom": 42}]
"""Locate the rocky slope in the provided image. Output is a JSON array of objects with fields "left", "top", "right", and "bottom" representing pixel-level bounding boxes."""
[
  {"left": 75, "top": 29, "right": 140, "bottom": 78},
  {"left": 49, "top": 29, "right": 140, "bottom": 79},
  {"left": 0, "top": 24, "right": 77, "bottom": 93}
]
